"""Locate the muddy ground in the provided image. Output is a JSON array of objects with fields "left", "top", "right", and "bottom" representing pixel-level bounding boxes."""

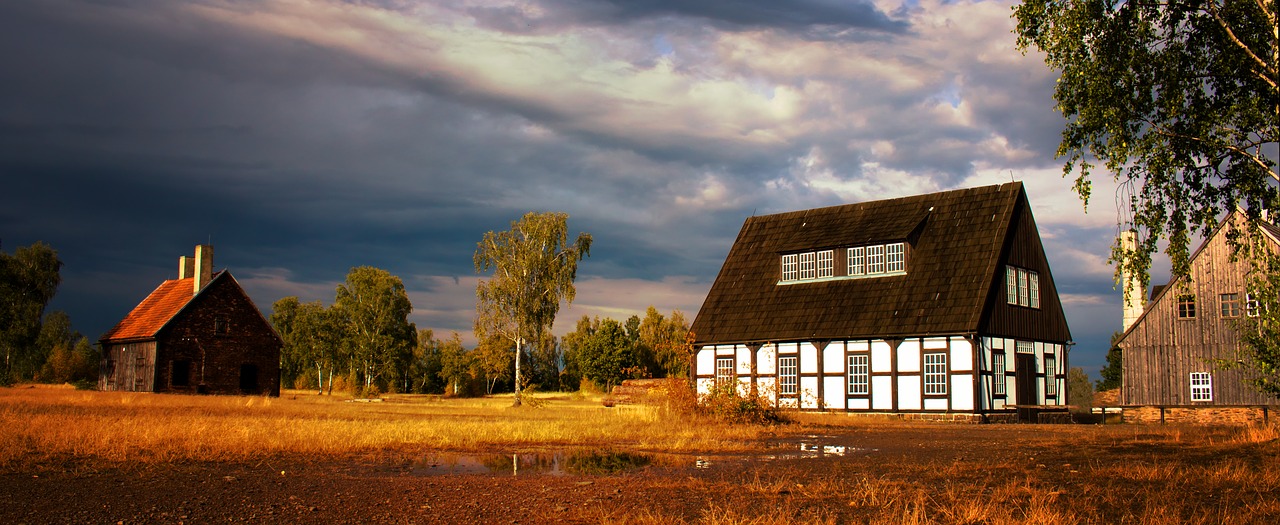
[{"left": 4, "top": 423, "right": 1278, "bottom": 524}]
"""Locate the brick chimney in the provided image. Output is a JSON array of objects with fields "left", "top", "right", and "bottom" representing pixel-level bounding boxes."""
[
  {"left": 193, "top": 245, "right": 213, "bottom": 295},
  {"left": 178, "top": 255, "right": 195, "bottom": 279},
  {"left": 1120, "top": 231, "right": 1146, "bottom": 331}
]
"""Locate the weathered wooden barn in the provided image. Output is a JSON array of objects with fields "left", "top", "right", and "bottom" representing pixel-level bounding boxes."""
[
  {"left": 1116, "top": 213, "right": 1280, "bottom": 422},
  {"left": 690, "top": 183, "right": 1071, "bottom": 419},
  {"left": 98, "top": 246, "right": 282, "bottom": 396}
]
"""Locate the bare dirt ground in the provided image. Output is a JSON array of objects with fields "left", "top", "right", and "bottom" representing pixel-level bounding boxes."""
[{"left": 4, "top": 422, "right": 1279, "bottom": 524}]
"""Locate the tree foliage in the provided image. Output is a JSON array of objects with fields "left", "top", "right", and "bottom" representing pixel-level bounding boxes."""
[
  {"left": 0, "top": 242, "right": 63, "bottom": 382},
  {"left": 332, "top": 267, "right": 416, "bottom": 395},
  {"left": 1015, "top": 0, "right": 1279, "bottom": 397},
  {"left": 474, "top": 211, "right": 591, "bottom": 406},
  {"left": 1096, "top": 331, "right": 1124, "bottom": 391},
  {"left": 576, "top": 317, "right": 638, "bottom": 392}
]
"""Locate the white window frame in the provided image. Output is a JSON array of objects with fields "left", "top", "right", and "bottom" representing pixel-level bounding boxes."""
[
  {"left": 798, "top": 252, "right": 816, "bottom": 280},
  {"left": 816, "top": 250, "right": 834, "bottom": 278},
  {"left": 781, "top": 254, "right": 798, "bottom": 282},
  {"left": 866, "top": 245, "right": 886, "bottom": 274},
  {"left": 715, "top": 358, "right": 734, "bottom": 385},
  {"left": 993, "top": 352, "right": 1006, "bottom": 396},
  {"left": 1246, "top": 293, "right": 1262, "bottom": 317},
  {"left": 923, "top": 353, "right": 947, "bottom": 395},
  {"left": 1017, "top": 268, "right": 1030, "bottom": 307},
  {"left": 1015, "top": 340, "right": 1034, "bottom": 354},
  {"left": 1190, "top": 372, "right": 1213, "bottom": 402},
  {"left": 847, "top": 247, "right": 864, "bottom": 276},
  {"left": 847, "top": 354, "right": 869, "bottom": 395},
  {"left": 885, "top": 242, "right": 905, "bottom": 272},
  {"left": 1044, "top": 354, "right": 1057, "bottom": 397},
  {"left": 1027, "top": 270, "right": 1040, "bottom": 308},
  {"left": 1006, "top": 266, "right": 1018, "bottom": 304},
  {"left": 778, "top": 356, "right": 798, "bottom": 396}
]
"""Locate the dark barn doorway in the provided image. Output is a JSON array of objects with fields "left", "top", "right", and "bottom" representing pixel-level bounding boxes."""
[{"left": 239, "top": 364, "right": 259, "bottom": 394}]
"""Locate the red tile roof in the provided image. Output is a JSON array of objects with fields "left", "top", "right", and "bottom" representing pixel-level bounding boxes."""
[{"left": 100, "top": 277, "right": 200, "bottom": 342}]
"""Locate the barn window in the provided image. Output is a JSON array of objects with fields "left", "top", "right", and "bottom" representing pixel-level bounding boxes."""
[
  {"left": 1006, "top": 266, "right": 1040, "bottom": 308},
  {"left": 1177, "top": 295, "right": 1196, "bottom": 318},
  {"left": 1190, "top": 372, "right": 1213, "bottom": 402},
  {"left": 798, "top": 252, "right": 816, "bottom": 280},
  {"left": 214, "top": 317, "right": 229, "bottom": 336},
  {"left": 992, "top": 352, "right": 1006, "bottom": 396},
  {"left": 847, "top": 354, "right": 869, "bottom": 395},
  {"left": 780, "top": 254, "right": 798, "bottom": 282},
  {"left": 816, "top": 250, "right": 834, "bottom": 278},
  {"left": 885, "top": 242, "right": 905, "bottom": 272},
  {"left": 1220, "top": 293, "right": 1241, "bottom": 317},
  {"left": 1044, "top": 354, "right": 1057, "bottom": 397},
  {"left": 923, "top": 353, "right": 947, "bottom": 395},
  {"left": 847, "top": 247, "right": 864, "bottom": 275},
  {"left": 1006, "top": 267, "right": 1018, "bottom": 304},
  {"left": 866, "top": 245, "right": 886, "bottom": 274},
  {"left": 715, "top": 358, "right": 734, "bottom": 385},
  {"left": 778, "top": 356, "right": 798, "bottom": 396}
]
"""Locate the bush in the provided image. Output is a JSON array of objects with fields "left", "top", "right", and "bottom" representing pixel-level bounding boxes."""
[{"left": 697, "top": 381, "right": 786, "bottom": 425}]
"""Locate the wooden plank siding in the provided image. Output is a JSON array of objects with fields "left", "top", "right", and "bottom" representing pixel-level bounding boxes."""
[
  {"left": 981, "top": 195, "right": 1072, "bottom": 344},
  {"left": 1119, "top": 213, "right": 1280, "bottom": 407}
]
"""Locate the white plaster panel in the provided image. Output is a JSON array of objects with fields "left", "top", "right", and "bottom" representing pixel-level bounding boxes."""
[
  {"left": 993, "top": 396, "right": 1007, "bottom": 410},
  {"left": 696, "top": 349, "right": 715, "bottom": 378},
  {"left": 736, "top": 346, "right": 752, "bottom": 374},
  {"left": 989, "top": 337, "right": 1003, "bottom": 350},
  {"left": 1006, "top": 339, "right": 1018, "bottom": 352},
  {"left": 923, "top": 397, "right": 948, "bottom": 411},
  {"left": 778, "top": 396, "right": 798, "bottom": 409},
  {"left": 923, "top": 337, "right": 949, "bottom": 349},
  {"left": 758, "top": 345, "right": 776, "bottom": 375},
  {"left": 951, "top": 375, "right": 973, "bottom": 411},
  {"left": 872, "top": 377, "right": 893, "bottom": 409},
  {"left": 736, "top": 378, "right": 752, "bottom": 397},
  {"left": 849, "top": 398, "right": 870, "bottom": 410},
  {"left": 848, "top": 340, "right": 869, "bottom": 352},
  {"left": 823, "top": 343, "right": 845, "bottom": 374},
  {"left": 871, "top": 340, "right": 893, "bottom": 373},
  {"left": 1035, "top": 341, "right": 1045, "bottom": 355},
  {"left": 800, "top": 377, "right": 820, "bottom": 408},
  {"left": 898, "top": 376, "right": 921, "bottom": 410},
  {"left": 757, "top": 377, "right": 777, "bottom": 398},
  {"left": 950, "top": 338, "right": 973, "bottom": 371},
  {"left": 898, "top": 340, "right": 921, "bottom": 373},
  {"left": 696, "top": 377, "right": 715, "bottom": 396},
  {"left": 800, "top": 343, "right": 819, "bottom": 374},
  {"left": 824, "top": 377, "right": 845, "bottom": 409}
]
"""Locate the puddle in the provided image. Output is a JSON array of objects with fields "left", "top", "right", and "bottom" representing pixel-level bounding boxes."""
[{"left": 409, "top": 450, "right": 653, "bottom": 477}]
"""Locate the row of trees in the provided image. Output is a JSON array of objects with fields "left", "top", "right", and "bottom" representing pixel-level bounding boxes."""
[{"left": 0, "top": 242, "right": 98, "bottom": 386}]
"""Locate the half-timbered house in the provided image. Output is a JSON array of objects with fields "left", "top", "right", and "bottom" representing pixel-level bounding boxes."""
[
  {"left": 1116, "top": 213, "right": 1280, "bottom": 422},
  {"left": 690, "top": 182, "right": 1071, "bottom": 419},
  {"left": 98, "top": 246, "right": 282, "bottom": 396}
]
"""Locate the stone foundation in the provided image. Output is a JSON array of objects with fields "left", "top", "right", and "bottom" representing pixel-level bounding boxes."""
[{"left": 1123, "top": 406, "right": 1272, "bottom": 425}]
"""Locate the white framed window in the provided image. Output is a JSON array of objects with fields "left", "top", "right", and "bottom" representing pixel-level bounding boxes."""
[
  {"left": 798, "top": 252, "right": 816, "bottom": 280},
  {"left": 715, "top": 358, "right": 734, "bottom": 385},
  {"left": 779, "top": 356, "right": 798, "bottom": 396},
  {"left": 847, "top": 354, "right": 869, "bottom": 395},
  {"left": 817, "top": 250, "right": 834, "bottom": 278},
  {"left": 866, "top": 245, "right": 886, "bottom": 274},
  {"left": 1017, "top": 269, "right": 1030, "bottom": 306},
  {"left": 923, "top": 353, "right": 947, "bottom": 395},
  {"left": 885, "top": 243, "right": 905, "bottom": 272},
  {"left": 847, "top": 247, "right": 864, "bottom": 275},
  {"left": 1015, "top": 340, "right": 1035, "bottom": 354},
  {"left": 1028, "top": 270, "right": 1040, "bottom": 308},
  {"left": 993, "top": 352, "right": 1006, "bottom": 396},
  {"left": 1190, "top": 372, "right": 1213, "bottom": 401},
  {"left": 1006, "top": 266, "right": 1018, "bottom": 304},
  {"left": 781, "top": 254, "right": 798, "bottom": 282},
  {"left": 1247, "top": 293, "right": 1262, "bottom": 317},
  {"left": 1044, "top": 354, "right": 1057, "bottom": 396}
]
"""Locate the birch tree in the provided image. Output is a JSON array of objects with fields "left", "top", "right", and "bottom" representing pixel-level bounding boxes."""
[
  {"left": 333, "top": 266, "right": 416, "bottom": 395},
  {"left": 474, "top": 212, "right": 591, "bottom": 406}
]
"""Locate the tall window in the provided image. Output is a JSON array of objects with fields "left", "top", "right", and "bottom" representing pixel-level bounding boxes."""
[
  {"left": 1220, "top": 293, "right": 1241, "bottom": 318},
  {"left": 847, "top": 247, "right": 865, "bottom": 276},
  {"left": 1190, "top": 372, "right": 1213, "bottom": 402},
  {"left": 866, "top": 245, "right": 886, "bottom": 274},
  {"left": 816, "top": 250, "right": 834, "bottom": 278},
  {"left": 1177, "top": 294, "right": 1196, "bottom": 318},
  {"left": 779, "top": 356, "right": 798, "bottom": 395},
  {"left": 885, "top": 243, "right": 905, "bottom": 272},
  {"left": 798, "top": 252, "right": 816, "bottom": 280},
  {"left": 923, "top": 353, "right": 947, "bottom": 395},
  {"left": 992, "top": 352, "right": 1006, "bottom": 396},
  {"left": 1006, "top": 266, "right": 1040, "bottom": 308},
  {"left": 715, "top": 358, "right": 734, "bottom": 385},
  {"left": 847, "top": 354, "right": 869, "bottom": 395},
  {"left": 781, "top": 254, "right": 798, "bottom": 282},
  {"left": 1044, "top": 354, "right": 1057, "bottom": 396}
]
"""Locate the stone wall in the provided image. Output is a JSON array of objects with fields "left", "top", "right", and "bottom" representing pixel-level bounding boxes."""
[{"left": 1123, "top": 406, "right": 1272, "bottom": 425}]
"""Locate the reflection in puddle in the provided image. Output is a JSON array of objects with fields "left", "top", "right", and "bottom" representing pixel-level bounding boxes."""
[{"left": 412, "top": 450, "right": 650, "bottom": 477}]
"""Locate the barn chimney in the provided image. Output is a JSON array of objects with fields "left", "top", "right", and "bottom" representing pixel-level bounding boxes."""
[
  {"left": 1120, "top": 231, "right": 1146, "bottom": 331},
  {"left": 193, "top": 245, "right": 213, "bottom": 295},
  {"left": 178, "top": 255, "right": 195, "bottom": 279}
]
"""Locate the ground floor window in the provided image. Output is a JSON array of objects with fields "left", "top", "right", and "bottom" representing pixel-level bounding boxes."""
[
  {"left": 715, "top": 357, "right": 734, "bottom": 385},
  {"left": 993, "top": 352, "right": 1006, "bottom": 396},
  {"left": 1044, "top": 354, "right": 1057, "bottom": 397},
  {"left": 1190, "top": 372, "right": 1213, "bottom": 402},
  {"left": 847, "top": 354, "right": 869, "bottom": 395},
  {"left": 779, "top": 356, "right": 798, "bottom": 395},
  {"left": 924, "top": 353, "right": 947, "bottom": 395}
]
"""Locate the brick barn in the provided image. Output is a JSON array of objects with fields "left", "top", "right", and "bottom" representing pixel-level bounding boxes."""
[{"left": 98, "top": 245, "right": 282, "bottom": 396}]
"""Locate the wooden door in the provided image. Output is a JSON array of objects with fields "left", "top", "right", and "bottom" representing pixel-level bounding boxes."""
[{"left": 1015, "top": 353, "right": 1037, "bottom": 406}]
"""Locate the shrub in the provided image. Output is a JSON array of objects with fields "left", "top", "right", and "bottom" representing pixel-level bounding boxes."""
[{"left": 698, "top": 382, "right": 786, "bottom": 425}]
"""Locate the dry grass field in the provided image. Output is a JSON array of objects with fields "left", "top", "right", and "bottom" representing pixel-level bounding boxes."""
[{"left": 3, "top": 385, "right": 1279, "bottom": 524}]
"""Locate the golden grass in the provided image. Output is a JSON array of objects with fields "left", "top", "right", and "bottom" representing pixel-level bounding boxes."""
[{"left": 0, "top": 387, "right": 774, "bottom": 465}]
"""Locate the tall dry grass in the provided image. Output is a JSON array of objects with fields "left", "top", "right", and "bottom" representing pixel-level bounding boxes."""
[{"left": 0, "top": 386, "right": 774, "bottom": 466}]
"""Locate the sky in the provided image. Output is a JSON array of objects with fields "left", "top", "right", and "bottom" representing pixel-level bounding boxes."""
[{"left": 0, "top": 0, "right": 1150, "bottom": 379}]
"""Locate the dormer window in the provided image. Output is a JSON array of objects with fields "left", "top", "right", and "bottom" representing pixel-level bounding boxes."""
[
  {"left": 781, "top": 243, "right": 905, "bottom": 284},
  {"left": 816, "top": 250, "right": 834, "bottom": 278}
]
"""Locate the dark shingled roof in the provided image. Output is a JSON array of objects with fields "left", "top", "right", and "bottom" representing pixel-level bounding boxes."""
[{"left": 691, "top": 183, "right": 1025, "bottom": 344}]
